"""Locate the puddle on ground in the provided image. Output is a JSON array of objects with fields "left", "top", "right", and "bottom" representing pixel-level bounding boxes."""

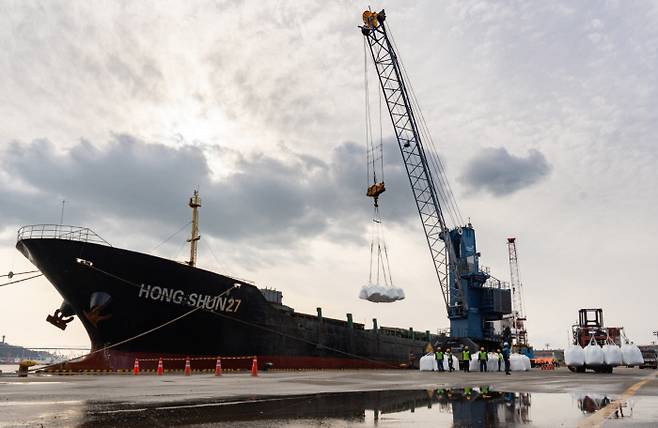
[{"left": 74, "top": 388, "right": 656, "bottom": 427}]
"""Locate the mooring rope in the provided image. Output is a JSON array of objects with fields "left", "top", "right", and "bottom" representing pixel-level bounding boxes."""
[{"left": 0, "top": 271, "right": 43, "bottom": 287}]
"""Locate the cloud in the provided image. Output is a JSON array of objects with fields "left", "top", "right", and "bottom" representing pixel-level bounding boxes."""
[
  {"left": 459, "top": 147, "right": 551, "bottom": 196},
  {"left": 0, "top": 136, "right": 418, "bottom": 249}
]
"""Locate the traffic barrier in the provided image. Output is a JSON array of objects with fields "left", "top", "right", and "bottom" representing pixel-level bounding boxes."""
[
  {"left": 251, "top": 356, "right": 258, "bottom": 377},
  {"left": 184, "top": 357, "right": 191, "bottom": 376},
  {"left": 215, "top": 357, "right": 222, "bottom": 376},
  {"left": 43, "top": 355, "right": 260, "bottom": 376}
]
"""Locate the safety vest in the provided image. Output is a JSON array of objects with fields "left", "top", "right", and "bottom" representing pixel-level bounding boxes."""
[
  {"left": 462, "top": 350, "right": 470, "bottom": 361},
  {"left": 497, "top": 352, "right": 503, "bottom": 361},
  {"left": 435, "top": 351, "right": 444, "bottom": 360},
  {"left": 478, "top": 351, "right": 487, "bottom": 361}
]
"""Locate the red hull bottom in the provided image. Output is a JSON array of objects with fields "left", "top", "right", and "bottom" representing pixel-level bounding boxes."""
[{"left": 41, "top": 350, "right": 404, "bottom": 373}]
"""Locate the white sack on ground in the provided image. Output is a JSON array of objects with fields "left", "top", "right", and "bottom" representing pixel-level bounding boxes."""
[
  {"left": 419, "top": 353, "right": 436, "bottom": 371},
  {"left": 510, "top": 354, "right": 527, "bottom": 371},
  {"left": 469, "top": 354, "right": 480, "bottom": 371},
  {"left": 565, "top": 345, "right": 585, "bottom": 366},
  {"left": 584, "top": 342, "right": 604, "bottom": 366},
  {"left": 358, "top": 283, "right": 405, "bottom": 303},
  {"left": 487, "top": 353, "right": 500, "bottom": 371},
  {"left": 621, "top": 344, "right": 644, "bottom": 366},
  {"left": 602, "top": 344, "right": 622, "bottom": 366},
  {"left": 442, "top": 355, "right": 459, "bottom": 371},
  {"left": 522, "top": 355, "right": 531, "bottom": 370}
]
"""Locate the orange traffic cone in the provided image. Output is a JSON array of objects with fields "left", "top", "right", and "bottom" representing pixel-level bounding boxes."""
[
  {"left": 250, "top": 356, "right": 258, "bottom": 377},
  {"left": 184, "top": 357, "right": 192, "bottom": 376},
  {"left": 133, "top": 358, "right": 140, "bottom": 375},
  {"left": 215, "top": 357, "right": 222, "bottom": 377},
  {"left": 156, "top": 358, "right": 164, "bottom": 376}
]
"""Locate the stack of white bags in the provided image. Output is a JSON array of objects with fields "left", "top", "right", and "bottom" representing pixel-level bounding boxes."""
[
  {"left": 420, "top": 352, "right": 531, "bottom": 371},
  {"left": 564, "top": 340, "right": 643, "bottom": 367}
]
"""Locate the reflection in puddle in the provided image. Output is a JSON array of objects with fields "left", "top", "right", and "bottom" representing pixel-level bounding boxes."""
[
  {"left": 79, "top": 388, "right": 643, "bottom": 427},
  {"left": 82, "top": 387, "right": 535, "bottom": 427},
  {"left": 575, "top": 393, "right": 633, "bottom": 419}
]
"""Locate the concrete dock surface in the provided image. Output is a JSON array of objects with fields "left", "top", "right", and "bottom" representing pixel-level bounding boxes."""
[{"left": 1, "top": 367, "right": 657, "bottom": 427}]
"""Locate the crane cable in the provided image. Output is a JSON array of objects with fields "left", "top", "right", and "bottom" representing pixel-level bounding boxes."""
[
  {"left": 363, "top": 38, "right": 385, "bottom": 189},
  {"left": 368, "top": 207, "right": 394, "bottom": 288},
  {"left": 364, "top": 38, "right": 395, "bottom": 291},
  {"left": 387, "top": 24, "right": 465, "bottom": 228}
]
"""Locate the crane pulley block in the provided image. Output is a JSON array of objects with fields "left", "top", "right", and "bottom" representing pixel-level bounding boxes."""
[{"left": 366, "top": 182, "right": 386, "bottom": 199}]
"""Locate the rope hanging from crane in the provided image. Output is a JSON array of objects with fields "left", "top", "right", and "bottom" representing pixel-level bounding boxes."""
[{"left": 359, "top": 35, "right": 404, "bottom": 303}]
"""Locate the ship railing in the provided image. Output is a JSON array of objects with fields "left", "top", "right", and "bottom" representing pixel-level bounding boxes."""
[{"left": 17, "top": 224, "right": 112, "bottom": 247}]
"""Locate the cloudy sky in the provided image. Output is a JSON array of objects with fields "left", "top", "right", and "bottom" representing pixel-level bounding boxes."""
[{"left": 1, "top": 1, "right": 657, "bottom": 352}]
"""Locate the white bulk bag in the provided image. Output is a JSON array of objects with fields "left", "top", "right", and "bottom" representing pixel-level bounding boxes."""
[
  {"left": 442, "top": 355, "right": 460, "bottom": 371},
  {"left": 469, "top": 354, "right": 480, "bottom": 371},
  {"left": 602, "top": 344, "right": 622, "bottom": 366},
  {"left": 419, "top": 353, "right": 437, "bottom": 371},
  {"left": 565, "top": 345, "right": 585, "bottom": 366},
  {"left": 621, "top": 344, "right": 644, "bottom": 366},
  {"left": 510, "top": 353, "right": 527, "bottom": 371},
  {"left": 487, "top": 353, "right": 500, "bottom": 371},
  {"left": 358, "top": 283, "right": 405, "bottom": 303},
  {"left": 584, "top": 338, "right": 604, "bottom": 366},
  {"left": 522, "top": 355, "right": 531, "bottom": 370}
]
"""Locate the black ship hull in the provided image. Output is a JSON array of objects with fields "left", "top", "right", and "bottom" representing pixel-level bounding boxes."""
[{"left": 17, "top": 230, "right": 437, "bottom": 371}]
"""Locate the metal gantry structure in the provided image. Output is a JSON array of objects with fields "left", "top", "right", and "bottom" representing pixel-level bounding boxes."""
[
  {"left": 360, "top": 10, "right": 458, "bottom": 313},
  {"left": 507, "top": 237, "right": 528, "bottom": 346},
  {"left": 360, "top": 10, "right": 512, "bottom": 347}
]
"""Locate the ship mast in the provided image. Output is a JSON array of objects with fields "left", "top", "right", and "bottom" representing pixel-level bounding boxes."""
[{"left": 187, "top": 190, "right": 201, "bottom": 267}]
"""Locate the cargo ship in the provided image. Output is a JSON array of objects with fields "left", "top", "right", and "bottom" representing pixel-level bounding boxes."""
[{"left": 16, "top": 191, "right": 444, "bottom": 371}]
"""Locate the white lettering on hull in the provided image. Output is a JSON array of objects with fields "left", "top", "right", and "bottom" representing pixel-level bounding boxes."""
[{"left": 137, "top": 285, "right": 242, "bottom": 313}]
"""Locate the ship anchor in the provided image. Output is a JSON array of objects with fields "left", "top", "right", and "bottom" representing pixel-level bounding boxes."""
[{"left": 46, "top": 309, "right": 74, "bottom": 331}]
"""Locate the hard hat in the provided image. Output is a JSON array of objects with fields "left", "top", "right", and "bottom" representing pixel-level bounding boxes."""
[{"left": 504, "top": 342, "right": 509, "bottom": 346}]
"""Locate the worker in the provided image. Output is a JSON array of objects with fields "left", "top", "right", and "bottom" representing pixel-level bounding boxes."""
[
  {"left": 435, "top": 347, "right": 445, "bottom": 372},
  {"left": 497, "top": 349, "right": 503, "bottom": 372},
  {"left": 461, "top": 346, "right": 471, "bottom": 372},
  {"left": 502, "top": 342, "right": 511, "bottom": 375},
  {"left": 478, "top": 347, "right": 487, "bottom": 372},
  {"left": 446, "top": 348, "right": 454, "bottom": 372}
]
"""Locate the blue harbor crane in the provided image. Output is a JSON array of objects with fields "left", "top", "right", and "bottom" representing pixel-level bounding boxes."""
[{"left": 360, "top": 9, "right": 512, "bottom": 349}]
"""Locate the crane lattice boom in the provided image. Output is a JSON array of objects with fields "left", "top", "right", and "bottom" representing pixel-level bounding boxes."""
[
  {"left": 360, "top": 10, "right": 459, "bottom": 312},
  {"left": 507, "top": 237, "right": 527, "bottom": 346}
]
